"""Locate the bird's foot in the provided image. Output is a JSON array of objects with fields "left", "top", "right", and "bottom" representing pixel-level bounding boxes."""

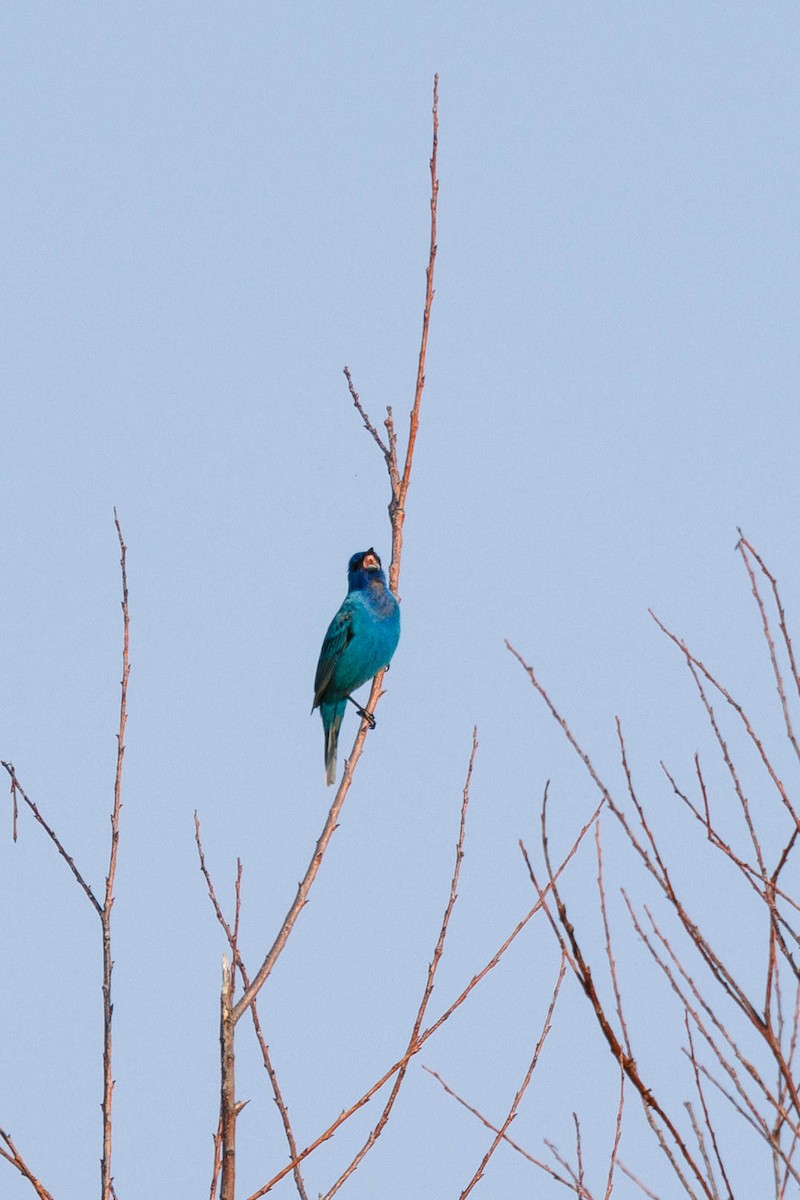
[{"left": 355, "top": 706, "right": 376, "bottom": 730}]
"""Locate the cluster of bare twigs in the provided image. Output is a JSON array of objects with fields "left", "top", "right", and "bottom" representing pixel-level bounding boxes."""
[{"left": 419, "top": 533, "right": 800, "bottom": 1198}]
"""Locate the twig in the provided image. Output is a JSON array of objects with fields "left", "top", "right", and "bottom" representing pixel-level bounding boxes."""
[
  {"left": 523, "top": 803, "right": 716, "bottom": 1200},
  {"left": 101, "top": 509, "right": 130, "bottom": 1200},
  {"left": 685, "top": 1017, "right": 732, "bottom": 1199},
  {"left": 649, "top": 609, "right": 797, "bottom": 827},
  {"left": 458, "top": 953, "right": 567, "bottom": 1197},
  {"left": 391, "top": 73, "right": 438, "bottom": 596},
  {"left": 596, "top": 822, "right": 631, "bottom": 1057},
  {"left": 220, "top": 956, "right": 236, "bottom": 1200},
  {"left": 604, "top": 1060, "right": 626, "bottom": 1200},
  {"left": 343, "top": 366, "right": 391, "bottom": 462},
  {"left": 209, "top": 1116, "right": 223, "bottom": 1200},
  {"left": 736, "top": 533, "right": 800, "bottom": 766},
  {"left": 321, "top": 726, "right": 478, "bottom": 1198},
  {"left": 0, "top": 1130, "right": 55, "bottom": 1200},
  {"left": 0, "top": 762, "right": 101, "bottom": 914},
  {"left": 195, "top": 819, "right": 309, "bottom": 1200},
  {"left": 246, "top": 795, "right": 603, "bottom": 1199},
  {"left": 7, "top": 766, "right": 18, "bottom": 842}
]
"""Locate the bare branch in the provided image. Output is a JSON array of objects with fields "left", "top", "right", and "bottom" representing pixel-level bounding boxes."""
[
  {"left": 246, "top": 796, "right": 603, "bottom": 1199},
  {"left": 101, "top": 509, "right": 130, "bottom": 1200},
  {"left": 194, "top": 819, "right": 309, "bottom": 1200},
  {"left": 219, "top": 956, "right": 236, "bottom": 1200},
  {"left": 343, "top": 366, "right": 393, "bottom": 465},
  {"left": 321, "top": 727, "right": 478, "bottom": 1198},
  {"left": 0, "top": 1131, "right": 55, "bottom": 1200},
  {"left": 388, "top": 74, "right": 439, "bottom": 596},
  {"left": 0, "top": 762, "right": 101, "bottom": 915},
  {"left": 604, "top": 1061, "right": 626, "bottom": 1200},
  {"left": 458, "top": 953, "right": 567, "bottom": 1198}
]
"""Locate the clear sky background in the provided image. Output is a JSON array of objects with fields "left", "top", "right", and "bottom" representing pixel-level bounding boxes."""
[{"left": 2, "top": 3, "right": 799, "bottom": 1198}]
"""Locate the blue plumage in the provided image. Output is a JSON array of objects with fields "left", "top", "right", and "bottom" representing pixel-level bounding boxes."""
[{"left": 313, "top": 548, "right": 400, "bottom": 785}]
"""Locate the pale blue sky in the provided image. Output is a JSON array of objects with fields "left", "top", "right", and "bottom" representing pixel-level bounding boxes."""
[{"left": 2, "top": 4, "right": 799, "bottom": 1197}]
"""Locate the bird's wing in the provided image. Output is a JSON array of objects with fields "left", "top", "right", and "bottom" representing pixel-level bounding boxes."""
[{"left": 313, "top": 604, "right": 354, "bottom": 708}]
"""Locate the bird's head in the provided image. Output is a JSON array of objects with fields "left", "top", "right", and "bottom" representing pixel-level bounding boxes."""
[{"left": 347, "top": 548, "right": 386, "bottom": 589}]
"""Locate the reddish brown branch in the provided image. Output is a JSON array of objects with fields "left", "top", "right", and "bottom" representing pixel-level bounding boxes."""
[
  {"left": 235, "top": 83, "right": 440, "bottom": 1033},
  {"left": 100, "top": 510, "right": 129, "bottom": 1200},
  {"left": 194, "top": 819, "right": 309, "bottom": 1200},
  {"left": 389, "top": 73, "right": 438, "bottom": 596},
  {"left": 0, "top": 1130, "right": 55, "bottom": 1200},
  {"left": 737, "top": 534, "right": 800, "bottom": 766},
  {"left": 0, "top": 762, "right": 101, "bottom": 914},
  {"left": 343, "top": 366, "right": 393, "bottom": 466}
]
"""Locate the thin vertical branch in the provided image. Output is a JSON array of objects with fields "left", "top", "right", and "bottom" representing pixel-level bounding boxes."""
[
  {"left": 101, "top": 510, "right": 130, "bottom": 1200},
  {"left": 604, "top": 1061, "right": 626, "bottom": 1200},
  {"left": 344, "top": 75, "right": 438, "bottom": 600},
  {"left": 209, "top": 1116, "right": 223, "bottom": 1200},
  {"left": 397, "top": 76, "right": 438, "bottom": 509},
  {"left": 234, "top": 74, "right": 441, "bottom": 1027},
  {"left": 736, "top": 534, "right": 800, "bottom": 766},
  {"left": 220, "top": 956, "right": 236, "bottom": 1200},
  {"left": 321, "top": 728, "right": 477, "bottom": 1198},
  {"left": 459, "top": 953, "right": 567, "bottom": 1198},
  {"left": 7, "top": 768, "right": 19, "bottom": 842},
  {"left": 195, "top": 819, "right": 309, "bottom": 1200}
]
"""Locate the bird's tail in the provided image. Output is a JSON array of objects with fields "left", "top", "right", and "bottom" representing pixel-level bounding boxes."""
[{"left": 322, "top": 702, "right": 345, "bottom": 787}]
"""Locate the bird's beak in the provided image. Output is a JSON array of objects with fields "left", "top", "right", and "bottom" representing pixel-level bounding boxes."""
[{"left": 362, "top": 553, "right": 380, "bottom": 571}]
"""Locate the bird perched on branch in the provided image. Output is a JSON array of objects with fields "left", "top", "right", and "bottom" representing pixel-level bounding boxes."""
[{"left": 313, "top": 548, "right": 400, "bottom": 786}]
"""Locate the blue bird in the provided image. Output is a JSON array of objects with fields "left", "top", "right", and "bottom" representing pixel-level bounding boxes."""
[{"left": 313, "top": 548, "right": 400, "bottom": 786}]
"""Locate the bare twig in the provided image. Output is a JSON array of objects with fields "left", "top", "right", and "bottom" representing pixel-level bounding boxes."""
[
  {"left": 522, "top": 799, "right": 716, "bottom": 1199},
  {"left": 0, "top": 762, "right": 101, "bottom": 914},
  {"left": 685, "top": 1017, "right": 732, "bottom": 1200},
  {"left": 321, "top": 726, "right": 478, "bottom": 1198},
  {"left": 736, "top": 533, "right": 800, "bottom": 766},
  {"left": 209, "top": 1116, "right": 223, "bottom": 1200},
  {"left": 649, "top": 609, "right": 797, "bottom": 827},
  {"left": 220, "top": 956, "right": 236, "bottom": 1200},
  {"left": 195, "top": 819, "right": 309, "bottom": 1200},
  {"left": 7, "top": 766, "right": 19, "bottom": 842},
  {"left": 458, "top": 952, "right": 567, "bottom": 1197},
  {"left": 0, "top": 1131, "right": 55, "bottom": 1200},
  {"left": 246, "top": 795, "right": 603, "bottom": 1199},
  {"left": 100, "top": 509, "right": 129, "bottom": 1200},
  {"left": 343, "top": 366, "right": 392, "bottom": 463},
  {"left": 604, "top": 1061, "right": 626, "bottom": 1200}
]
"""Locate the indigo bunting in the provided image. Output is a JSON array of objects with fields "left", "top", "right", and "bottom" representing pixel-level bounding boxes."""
[{"left": 313, "top": 548, "right": 400, "bottom": 786}]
